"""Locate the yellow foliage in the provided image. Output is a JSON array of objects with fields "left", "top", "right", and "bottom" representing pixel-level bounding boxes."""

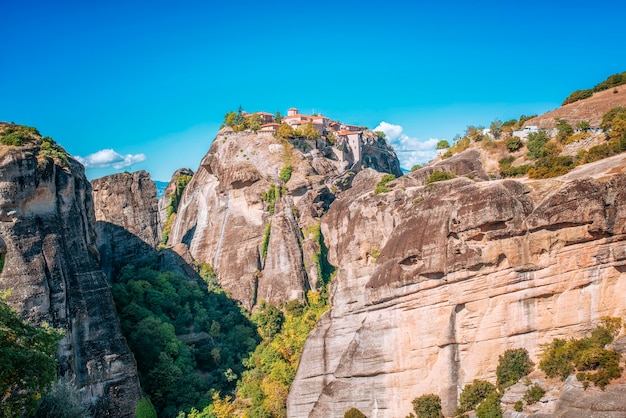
[{"left": 212, "top": 393, "right": 236, "bottom": 418}]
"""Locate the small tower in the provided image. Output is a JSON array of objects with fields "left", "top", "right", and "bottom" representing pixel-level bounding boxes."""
[{"left": 288, "top": 108, "right": 298, "bottom": 116}]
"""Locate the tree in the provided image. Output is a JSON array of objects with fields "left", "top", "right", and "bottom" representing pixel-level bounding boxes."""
[
  {"left": 344, "top": 407, "right": 366, "bottom": 418},
  {"left": 375, "top": 131, "right": 386, "bottom": 140},
  {"left": 274, "top": 110, "right": 283, "bottom": 124},
  {"left": 301, "top": 122, "right": 321, "bottom": 141},
  {"left": 490, "top": 119, "right": 503, "bottom": 139},
  {"left": 436, "top": 139, "right": 450, "bottom": 150},
  {"left": 411, "top": 394, "right": 443, "bottom": 418},
  {"left": 496, "top": 348, "right": 534, "bottom": 389},
  {"left": 555, "top": 119, "right": 574, "bottom": 143},
  {"left": 247, "top": 114, "right": 263, "bottom": 132},
  {"left": 475, "top": 392, "right": 502, "bottom": 418},
  {"left": 577, "top": 120, "right": 591, "bottom": 131},
  {"left": 505, "top": 136, "right": 523, "bottom": 152},
  {"left": 277, "top": 123, "right": 295, "bottom": 139},
  {"left": 0, "top": 295, "right": 63, "bottom": 417},
  {"left": 457, "top": 380, "right": 496, "bottom": 414},
  {"left": 601, "top": 107, "right": 626, "bottom": 140},
  {"left": 35, "top": 378, "right": 91, "bottom": 418},
  {"left": 526, "top": 130, "right": 549, "bottom": 160},
  {"left": 465, "top": 125, "right": 486, "bottom": 142},
  {"left": 223, "top": 111, "right": 237, "bottom": 127},
  {"left": 234, "top": 106, "right": 246, "bottom": 127}
]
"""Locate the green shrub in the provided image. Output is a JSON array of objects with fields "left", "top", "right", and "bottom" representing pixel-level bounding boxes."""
[
  {"left": 505, "top": 136, "right": 523, "bottom": 152},
  {"left": 436, "top": 140, "right": 450, "bottom": 150},
  {"left": 475, "top": 392, "right": 502, "bottom": 418},
  {"left": 411, "top": 164, "right": 423, "bottom": 172},
  {"left": 135, "top": 397, "right": 157, "bottom": 418},
  {"left": 279, "top": 165, "right": 293, "bottom": 182},
  {"left": 457, "top": 380, "right": 496, "bottom": 414},
  {"left": 539, "top": 317, "right": 623, "bottom": 389},
  {"left": 425, "top": 170, "right": 455, "bottom": 184},
  {"left": 449, "top": 135, "right": 470, "bottom": 156},
  {"left": 261, "top": 223, "right": 271, "bottom": 260},
  {"left": 499, "top": 157, "right": 531, "bottom": 178},
  {"left": 1, "top": 132, "right": 25, "bottom": 146},
  {"left": 35, "top": 378, "right": 91, "bottom": 418},
  {"left": 514, "top": 400, "right": 523, "bottom": 412},
  {"left": 374, "top": 174, "right": 396, "bottom": 194},
  {"left": 262, "top": 184, "right": 280, "bottom": 214},
  {"left": 562, "top": 89, "right": 593, "bottom": 105},
  {"left": 411, "top": 394, "right": 443, "bottom": 418},
  {"left": 496, "top": 348, "right": 534, "bottom": 389},
  {"left": 526, "top": 131, "right": 550, "bottom": 160},
  {"left": 523, "top": 384, "right": 545, "bottom": 405},
  {"left": 344, "top": 407, "right": 367, "bottom": 418},
  {"left": 556, "top": 119, "right": 574, "bottom": 143}
]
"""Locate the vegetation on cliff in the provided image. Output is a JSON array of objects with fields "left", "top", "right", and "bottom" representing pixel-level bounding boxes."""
[
  {"left": 111, "top": 263, "right": 259, "bottom": 417},
  {"left": 447, "top": 103, "right": 626, "bottom": 181},
  {"left": 0, "top": 294, "right": 63, "bottom": 416},
  {"left": 562, "top": 71, "right": 626, "bottom": 105},
  {"left": 161, "top": 173, "right": 193, "bottom": 246},
  {"left": 408, "top": 317, "right": 624, "bottom": 417},
  {"left": 0, "top": 123, "right": 70, "bottom": 165}
]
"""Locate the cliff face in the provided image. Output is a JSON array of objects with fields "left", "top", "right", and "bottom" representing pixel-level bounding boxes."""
[
  {"left": 287, "top": 151, "right": 626, "bottom": 417},
  {"left": 168, "top": 130, "right": 401, "bottom": 308},
  {"left": 92, "top": 170, "right": 160, "bottom": 279},
  {"left": 0, "top": 142, "right": 141, "bottom": 416}
]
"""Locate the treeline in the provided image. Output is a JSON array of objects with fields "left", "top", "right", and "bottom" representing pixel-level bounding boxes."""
[
  {"left": 111, "top": 262, "right": 259, "bottom": 417},
  {"left": 562, "top": 71, "right": 626, "bottom": 105}
]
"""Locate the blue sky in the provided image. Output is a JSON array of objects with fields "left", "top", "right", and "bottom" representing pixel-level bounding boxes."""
[{"left": 2, "top": 0, "right": 625, "bottom": 180}]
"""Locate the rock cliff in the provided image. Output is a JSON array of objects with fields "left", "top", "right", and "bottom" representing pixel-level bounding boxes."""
[
  {"left": 167, "top": 130, "right": 401, "bottom": 308},
  {"left": 0, "top": 136, "right": 141, "bottom": 416},
  {"left": 287, "top": 151, "right": 626, "bottom": 417},
  {"left": 92, "top": 170, "right": 160, "bottom": 279}
]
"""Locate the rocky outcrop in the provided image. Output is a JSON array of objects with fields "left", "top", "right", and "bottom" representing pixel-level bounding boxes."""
[
  {"left": 287, "top": 151, "right": 626, "bottom": 418},
  {"left": 0, "top": 140, "right": 141, "bottom": 416},
  {"left": 92, "top": 171, "right": 160, "bottom": 279},
  {"left": 168, "top": 130, "right": 401, "bottom": 308},
  {"left": 157, "top": 168, "right": 194, "bottom": 228}
]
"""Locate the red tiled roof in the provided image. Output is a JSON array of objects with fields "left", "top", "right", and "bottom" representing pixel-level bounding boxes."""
[
  {"left": 261, "top": 123, "right": 280, "bottom": 127},
  {"left": 283, "top": 114, "right": 312, "bottom": 120},
  {"left": 337, "top": 130, "right": 362, "bottom": 136}
]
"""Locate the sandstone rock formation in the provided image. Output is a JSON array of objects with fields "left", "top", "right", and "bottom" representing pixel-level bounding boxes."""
[
  {"left": 287, "top": 151, "right": 626, "bottom": 418},
  {"left": 158, "top": 167, "right": 194, "bottom": 229},
  {"left": 167, "top": 130, "right": 401, "bottom": 308},
  {"left": 92, "top": 170, "right": 160, "bottom": 279},
  {"left": 0, "top": 139, "right": 141, "bottom": 416}
]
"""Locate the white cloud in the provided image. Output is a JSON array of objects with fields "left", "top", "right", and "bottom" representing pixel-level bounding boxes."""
[
  {"left": 374, "top": 121, "right": 441, "bottom": 169},
  {"left": 75, "top": 149, "right": 147, "bottom": 169}
]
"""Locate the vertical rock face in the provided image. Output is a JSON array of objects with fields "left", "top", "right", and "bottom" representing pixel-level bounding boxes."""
[
  {"left": 287, "top": 151, "right": 626, "bottom": 418},
  {"left": 168, "top": 130, "right": 401, "bottom": 308},
  {"left": 0, "top": 143, "right": 141, "bottom": 416},
  {"left": 157, "top": 168, "right": 194, "bottom": 231},
  {"left": 92, "top": 171, "right": 161, "bottom": 279}
]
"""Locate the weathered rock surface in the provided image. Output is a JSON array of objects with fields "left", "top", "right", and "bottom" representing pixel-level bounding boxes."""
[
  {"left": 92, "top": 170, "right": 160, "bottom": 279},
  {"left": 168, "top": 130, "right": 401, "bottom": 308},
  {"left": 0, "top": 141, "right": 141, "bottom": 416},
  {"left": 157, "top": 168, "right": 194, "bottom": 228},
  {"left": 288, "top": 150, "right": 626, "bottom": 418},
  {"left": 501, "top": 371, "right": 626, "bottom": 418}
]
